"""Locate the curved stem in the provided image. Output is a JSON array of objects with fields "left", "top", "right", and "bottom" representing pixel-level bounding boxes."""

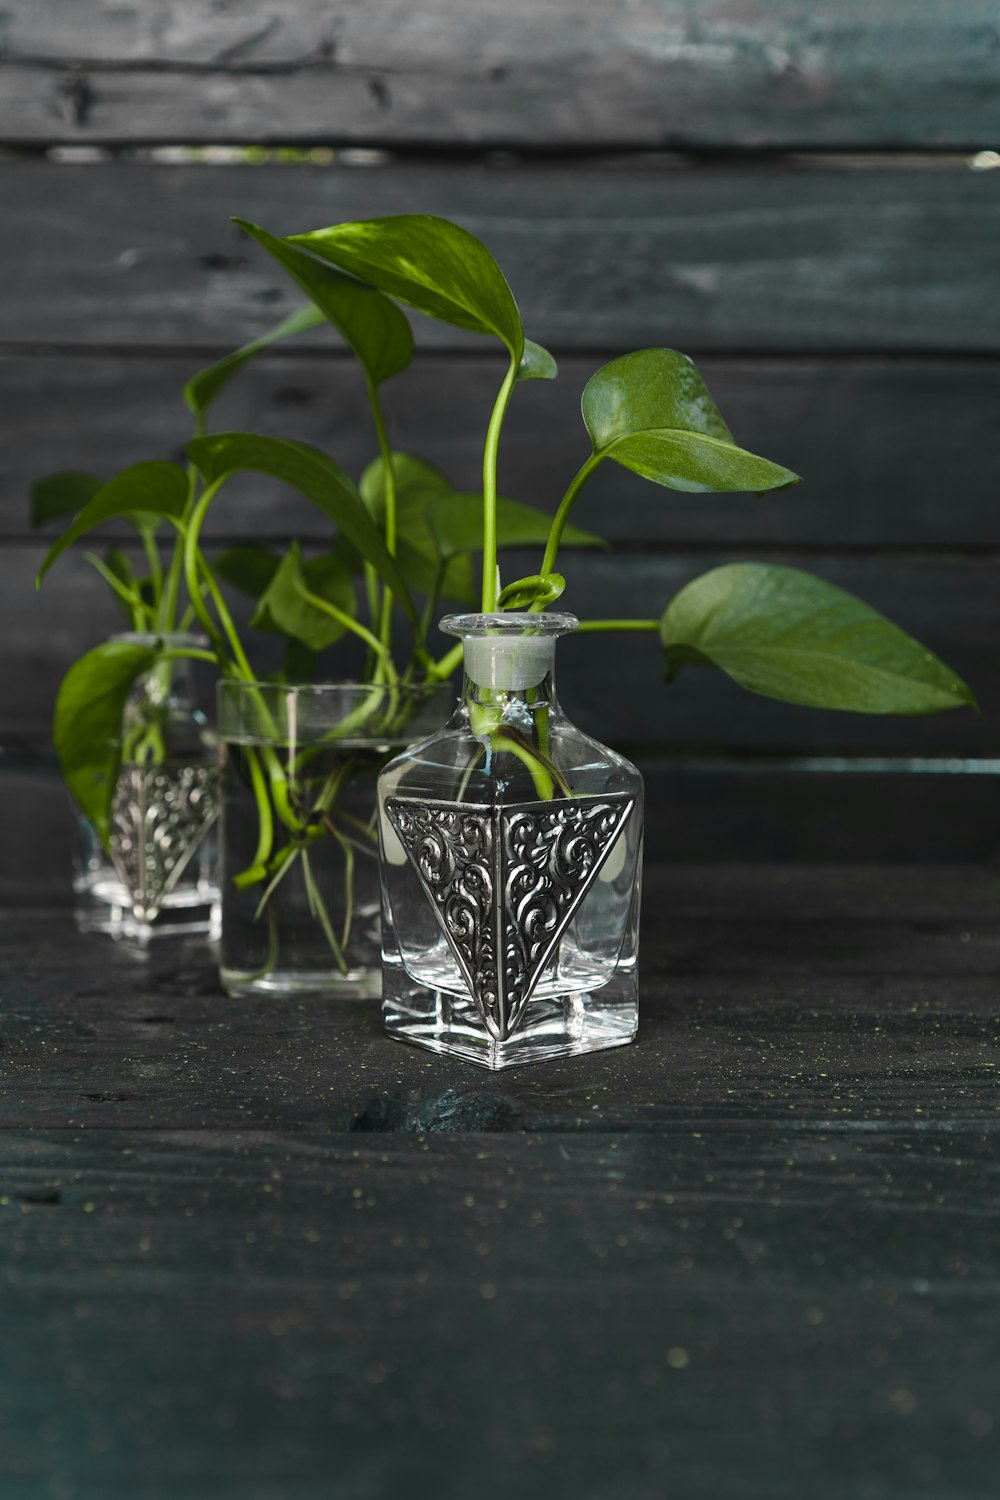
[
  {"left": 180, "top": 478, "right": 238, "bottom": 669},
  {"left": 536, "top": 451, "right": 603, "bottom": 590},
  {"left": 481, "top": 353, "right": 520, "bottom": 612},
  {"left": 292, "top": 577, "right": 394, "bottom": 663}
]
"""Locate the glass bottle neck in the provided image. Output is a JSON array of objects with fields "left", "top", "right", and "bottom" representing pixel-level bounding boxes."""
[{"left": 458, "top": 633, "right": 560, "bottom": 715}]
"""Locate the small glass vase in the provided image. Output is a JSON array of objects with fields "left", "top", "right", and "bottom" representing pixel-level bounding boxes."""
[
  {"left": 218, "top": 680, "right": 448, "bottom": 999},
  {"left": 378, "top": 613, "right": 643, "bottom": 1070},
  {"left": 73, "top": 634, "right": 220, "bottom": 942}
]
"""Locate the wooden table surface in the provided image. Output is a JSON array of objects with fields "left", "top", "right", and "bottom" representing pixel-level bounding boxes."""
[{"left": 2, "top": 863, "right": 999, "bottom": 1500}]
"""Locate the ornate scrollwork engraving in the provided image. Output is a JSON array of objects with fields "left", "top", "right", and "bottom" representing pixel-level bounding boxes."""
[
  {"left": 386, "top": 794, "right": 633, "bottom": 1040},
  {"left": 110, "top": 761, "right": 219, "bottom": 920}
]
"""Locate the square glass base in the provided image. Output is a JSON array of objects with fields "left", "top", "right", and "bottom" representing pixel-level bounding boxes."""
[
  {"left": 74, "top": 872, "right": 221, "bottom": 944},
  {"left": 382, "top": 958, "right": 638, "bottom": 1071}
]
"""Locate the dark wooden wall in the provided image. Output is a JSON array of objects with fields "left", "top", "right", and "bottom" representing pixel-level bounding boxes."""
[{"left": 2, "top": 1, "right": 1000, "bottom": 880}]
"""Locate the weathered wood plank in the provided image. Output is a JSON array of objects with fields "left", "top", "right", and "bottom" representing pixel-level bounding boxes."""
[
  {"left": 7, "top": 755, "right": 1000, "bottom": 909},
  {"left": 2, "top": 0, "right": 997, "bottom": 147},
  {"left": 2, "top": 1120, "right": 999, "bottom": 1498},
  {"left": 3, "top": 161, "right": 998, "bottom": 352},
  {"left": 2, "top": 866, "right": 1000, "bottom": 1132},
  {"left": 4, "top": 545, "right": 996, "bottom": 751},
  {"left": 7, "top": 352, "right": 1000, "bottom": 548},
  {"left": 2, "top": 864, "right": 1000, "bottom": 1497}
]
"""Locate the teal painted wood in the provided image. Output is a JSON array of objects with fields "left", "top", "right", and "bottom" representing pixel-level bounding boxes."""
[
  {"left": 0, "top": 867, "right": 999, "bottom": 1497},
  {"left": 6, "top": 353, "right": 1000, "bottom": 549},
  {"left": 1, "top": 0, "right": 997, "bottom": 147},
  {"left": 3, "top": 161, "right": 999, "bottom": 352}
]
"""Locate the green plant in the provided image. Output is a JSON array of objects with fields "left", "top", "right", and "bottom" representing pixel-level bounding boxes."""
[{"left": 35, "top": 212, "right": 976, "bottom": 967}]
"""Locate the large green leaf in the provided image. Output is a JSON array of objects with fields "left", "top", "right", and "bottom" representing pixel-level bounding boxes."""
[
  {"left": 30, "top": 471, "right": 102, "bottom": 528},
  {"left": 187, "top": 434, "right": 418, "bottom": 625},
  {"left": 251, "top": 542, "right": 356, "bottom": 651},
  {"left": 233, "top": 220, "right": 414, "bottom": 386},
  {"left": 360, "top": 453, "right": 475, "bottom": 604},
  {"left": 184, "top": 304, "right": 325, "bottom": 425},
  {"left": 36, "top": 462, "right": 189, "bottom": 586},
  {"left": 659, "top": 564, "right": 978, "bottom": 714},
  {"left": 286, "top": 215, "right": 524, "bottom": 360},
  {"left": 428, "top": 492, "right": 605, "bottom": 558},
  {"left": 583, "top": 349, "right": 799, "bottom": 493},
  {"left": 54, "top": 639, "right": 160, "bottom": 843}
]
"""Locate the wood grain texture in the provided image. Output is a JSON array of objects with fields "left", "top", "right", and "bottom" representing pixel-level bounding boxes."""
[
  {"left": 1, "top": 866, "right": 999, "bottom": 1497},
  {"left": 7, "top": 352, "right": 1000, "bottom": 548},
  {"left": 2, "top": 0, "right": 997, "bottom": 147},
  {"left": 4, "top": 544, "right": 994, "bottom": 751},
  {"left": 4, "top": 161, "right": 999, "bottom": 353},
  {"left": 6, "top": 757, "right": 1000, "bottom": 907}
]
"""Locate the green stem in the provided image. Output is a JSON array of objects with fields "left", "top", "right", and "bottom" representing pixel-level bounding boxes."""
[
  {"left": 427, "top": 643, "right": 464, "bottom": 683},
  {"left": 537, "top": 452, "right": 603, "bottom": 589},
  {"left": 82, "top": 552, "right": 150, "bottom": 628},
  {"left": 575, "top": 619, "right": 660, "bottom": 633},
  {"left": 161, "top": 456, "right": 201, "bottom": 631},
  {"left": 141, "top": 525, "right": 164, "bottom": 617},
  {"left": 481, "top": 353, "right": 520, "bottom": 612},
  {"left": 292, "top": 577, "right": 394, "bottom": 664},
  {"left": 365, "top": 375, "right": 399, "bottom": 653}
]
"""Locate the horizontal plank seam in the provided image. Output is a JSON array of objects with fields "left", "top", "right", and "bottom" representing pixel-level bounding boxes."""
[
  {"left": 8, "top": 534, "right": 1000, "bottom": 561},
  {"left": 4, "top": 343, "right": 1000, "bottom": 365}
]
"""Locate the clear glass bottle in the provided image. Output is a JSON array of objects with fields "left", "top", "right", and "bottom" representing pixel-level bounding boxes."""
[
  {"left": 379, "top": 613, "right": 643, "bottom": 1070},
  {"left": 218, "top": 680, "right": 448, "bottom": 999},
  {"left": 74, "top": 634, "right": 220, "bottom": 942}
]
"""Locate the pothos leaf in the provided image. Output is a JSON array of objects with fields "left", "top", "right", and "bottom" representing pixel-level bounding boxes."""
[
  {"left": 583, "top": 349, "right": 800, "bottom": 493},
  {"left": 30, "top": 471, "right": 103, "bottom": 528},
  {"left": 36, "top": 462, "right": 189, "bottom": 587},
  {"left": 187, "top": 434, "right": 418, "bottom": 625},
  {"left": 659, "top": 563, "right": 978, "bottom": 715},
  {"left": 428, "top": 493, "right": 605, "bottom": 558},
  {"left": 518, "top": 340, "right": 558, "bottom": 382},
  {"left": 251, "top": 543, "right": 356, "bottom": 651},
  {"left": 54, "top": 639, "right": 160, "bottom": 844},
  {"left": 184, "top": 304, "right": 326, "bottom": 425},
  {"left": 233, "top": 220, "right": 414, "bottom": 386},
  {"left": 286, "top": 214, "right": 524, "bottom": 361}
]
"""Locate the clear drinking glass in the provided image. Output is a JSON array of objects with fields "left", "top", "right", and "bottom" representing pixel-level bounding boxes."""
[
  {"left": 73, "top": 634, "right": 220, "bottom": 942},
  {"left": 218, "top": 680, "right": 448, "bottom": 999},
  {"left": 379, "top": 613, "right": 643, "bottom": 1070}
]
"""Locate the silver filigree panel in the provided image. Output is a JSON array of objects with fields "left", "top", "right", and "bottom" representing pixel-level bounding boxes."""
[
  {"left": 110, "top": 761, "right": 219, "bottom": 920},
  {"left": 386, "top": 793, "right": 634, "bottom": 1040}
]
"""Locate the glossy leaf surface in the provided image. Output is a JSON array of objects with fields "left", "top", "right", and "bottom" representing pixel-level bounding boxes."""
[
  {"left": 660, "top": 563, "right": 977, "bottom": 714},
  {"left": 583, "top": 349, "right": 799, "bottom": 493},
  {"left": 187, "top": 434, "right": 417, "bottom": 624},
  {"left": 287, "top": 215, "right": 523, "bottom": 359},
  {"left": 54, "top": 639, "right": 159, "bottom": 843},
  {"left": 36, "top": 462, "right": 189, "bottom": 586},
  {"left": 31, "top": 471, "right": 102, "bottom": 528},
  {"left": 233, "top": 221, "right": 414, "bottom": 386},
  {"left": 517, "top": 340, "right": 558, "bottom": 382}
]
